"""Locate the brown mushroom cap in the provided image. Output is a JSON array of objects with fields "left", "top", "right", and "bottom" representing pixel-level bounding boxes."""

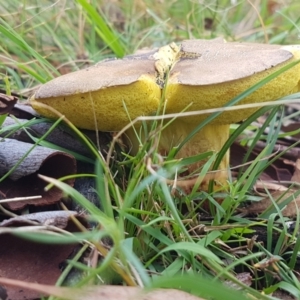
[
  {"left": 31, "top": 52, "right": 161, "bottom": 131},
  {"left": 31, "top": 39, "right": 300, "bottom": 131},
  {"left": 176, "top": 39, "right": 293, "bottom": 85},
  {"left": 165, "top": 40, "right": 300, "bottom": 124}
]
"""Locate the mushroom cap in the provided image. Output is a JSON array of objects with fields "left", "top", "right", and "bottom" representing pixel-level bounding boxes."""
[
  {"left": 31, "top": 51, "right": 161, "bottom": 131},
  {"left": 30, "top": 39, "right": 300, "bottom": 131},
  {"left": 175, "top": 39, "right": 293, "bottom": 85},
  {"left": 166, "top": 40, "right": 300, "bottom": 124}
]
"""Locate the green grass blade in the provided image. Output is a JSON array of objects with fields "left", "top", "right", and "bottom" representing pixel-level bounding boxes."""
[{"left": 75, "top": 0, "right": 126, "bottom": 57}]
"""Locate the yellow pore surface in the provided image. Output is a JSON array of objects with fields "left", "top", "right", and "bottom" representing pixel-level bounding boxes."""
[
  {"left": 166, "top": 48, "right": 300, "bottom": 125},
  {"left": 31, "top": 75, "right": 161, "bottom": 131}
]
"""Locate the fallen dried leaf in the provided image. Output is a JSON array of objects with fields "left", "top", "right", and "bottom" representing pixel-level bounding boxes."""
[
  {"left": 224, "top": 272, "right": 252, "bottom": 290},
  {"left": 284, "top": 159, "right": 300, "bottom": 183},
  {"left": 0, "top": 93, "right": 17, "bottom": 115},
  {"left": 281, "top": 122, "right": 300, "bottom": 141},
  {"left": 231, "top": 142, "right": 294, "bottom": 183},
  {"left": 0, "top": 211, "right": 87, "bottom": 300},
  {"left": 0, "top": 278, "right": 205, "bottom": 300},
  {"left": 0, "top": 139, "right": 76, "bottom": 210},
  {"left": 241, "top": 187, "right": 300, "bottom": 217}
]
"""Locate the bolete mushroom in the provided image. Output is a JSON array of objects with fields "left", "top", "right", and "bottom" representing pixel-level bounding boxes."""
[{"left": 30, "top": 39, "right": 300, "bottom": 187}]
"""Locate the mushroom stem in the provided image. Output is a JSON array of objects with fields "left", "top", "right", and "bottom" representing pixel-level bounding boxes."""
[{"left": 125, "top": 119, "right": 230, "bottom": 187}]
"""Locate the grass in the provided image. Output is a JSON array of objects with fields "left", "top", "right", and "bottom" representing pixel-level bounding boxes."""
[{"left": 1, "top": 0, "right": 300, "bottom": 299}]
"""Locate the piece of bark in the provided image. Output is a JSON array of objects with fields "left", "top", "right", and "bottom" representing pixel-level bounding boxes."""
[
  {"left": 11, "top": 102, "right": 39, "bottom": 119},
  {"left": 1, "top": 116, "right": 111, "bottom": 157},
  {"left": 0, "top": 138, "right": 76, "bottom": 180},
  {"left": 72, "top": 161, "right": 100, "bottom": 212},
  {"left": 0, "top": 138, "right": 76, "bottom": 210},
  {"left": 0, "top": 210, "right": 82, "bottom": 228}
]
